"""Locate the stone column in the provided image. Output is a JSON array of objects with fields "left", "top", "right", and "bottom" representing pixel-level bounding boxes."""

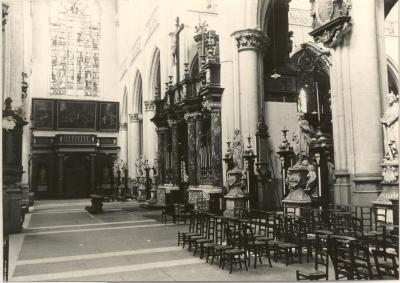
[
  {"left": 119, "top": 122, "right": 128, "bottom": 164},
  {"left": 168, "top": 119, "right": 180, "bottom": 185},
  {"left": 330, "top": 0, "right": 384, "bottom": 204},
  {"left": 195, "top": 117, "right": 203, "bottom": 185},
  {"left": 89, "top": 153, "right": 96, "bottom": 193},
  {"left": 163, "top": 128, "right": 171, "bottom": 183},
  {"left": 156, "top": 127, "right": 167, "bottom": 184},
  {"left": 184, "top": 112, "right": 199, "bottom": 187},
  {"left": 128, "top": 113, "right": 142, "bottom": 180},
  {"left": 232, "top": 28, "right": 269, "bottom": 143},
  {"left": 144, "top": 100, "right": 157, "bottom": 163},
  {"left": 57, "top": 153, "right": 64, "bottom": 198}
]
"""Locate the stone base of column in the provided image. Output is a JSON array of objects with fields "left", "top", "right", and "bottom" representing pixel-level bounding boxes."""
[
  {"left": 137, "top": 182, "right": 147, "bottom": 202},
  {"left": 334, "top": 170, "right": 351, "bottom": 205},
  {"left": 149, "top": 186, "right": 158, "bottom": 204},
  {"left": 352, "top": 174, "right": 382, "bottom": 206}
]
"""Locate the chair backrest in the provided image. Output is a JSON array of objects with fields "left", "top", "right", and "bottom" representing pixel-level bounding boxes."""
[
  {"left": 329, "top": 236, "right": 356, "bottom": 280},
  {"left": 314, "top": 233, "right": 329, "bottom": 276},
  {"left": 352, "top": 242, "right": 374, "bottom": 279},
  {"left": 372, "top": 249, "right": 399, "bottom": 279},
  {"left": 197, "top": 197, "right": 207, "bottom": 211},
  {"left": 374, "top": 207, "right": 388, "bottom": 231}
]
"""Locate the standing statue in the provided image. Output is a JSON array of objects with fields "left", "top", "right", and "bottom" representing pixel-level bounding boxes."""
[
  {"left": 232, "top": 129, "right": 243, "bottom": 169},
  {"left": 381, "top": 91, "right": 399, "bottom": 160},
  {"left": 293, "top": 113, "right": 315, "bottom": 160},
  {"left": 305, "top": 164, "right": 317, "bottom": 196}
]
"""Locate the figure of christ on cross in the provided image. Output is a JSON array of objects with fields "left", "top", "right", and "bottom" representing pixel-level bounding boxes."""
[{"left": 170, "top": 17, "right": 184, "bottom": 83}]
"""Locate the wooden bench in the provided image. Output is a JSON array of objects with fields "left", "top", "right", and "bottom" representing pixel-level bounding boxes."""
[{"left": 85, "top": 194, "right": 104, "bottom": 214}]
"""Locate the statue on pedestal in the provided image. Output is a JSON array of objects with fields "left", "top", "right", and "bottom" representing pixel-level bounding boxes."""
[
  {"left": 292, "top": 113, "right": 315, "bottom": 160},
  {"left": 381, "top": 91, "right": 399, "bottom": 160},
  {"left": 232, "top": 129, "right": 243, "bottom": 169}
]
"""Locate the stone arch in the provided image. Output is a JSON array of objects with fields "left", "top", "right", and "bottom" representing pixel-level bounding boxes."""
[
  {"left": 148, "top": 47, "right": 161, "bottom": 100},
  {"left": 387, "top": 56, "right": 399, "bottom": 94},
  {"left": 133, "top": 71, "right": 143, "bottom": 114}
]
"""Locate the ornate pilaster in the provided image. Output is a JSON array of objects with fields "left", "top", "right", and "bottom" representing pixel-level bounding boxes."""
[
  {"left": 232, "top": 28, "right": 269, "bottom": 53},
  {"left": 168, "top": 119, "right": 181, "bottom": 185},
  {"left": 156, "top": 127, "right": 168, "bottom": 184},
  {"left": 184, "top": 112, "right": 201, "bottom": 187}
]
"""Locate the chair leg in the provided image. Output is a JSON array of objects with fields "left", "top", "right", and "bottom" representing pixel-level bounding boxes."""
[
  {"left": 229, "top": 255, "right": 233, "bottom": 274},
  {"left": 244, "top": 253, "right": 248, "bottom": 271},
  {"left": 285, "top": 249, "right": 289, "bottom": 266}
]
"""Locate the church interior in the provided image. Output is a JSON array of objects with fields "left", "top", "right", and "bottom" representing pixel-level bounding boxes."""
[{"left": 1, "top": 0, "right": 399, "bottom": 281}]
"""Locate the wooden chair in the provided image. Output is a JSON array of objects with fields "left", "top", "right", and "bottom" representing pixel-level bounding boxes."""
[
  {"left": 197, "top": 197, "right": 207, "bottom": 211},
  {"left": 329, "top": 236, "right": 356, "bottom": 280},
  {"left": 296, "top": 231, "right": 329, "bottom": 281},
  {"left": 177, "top": 210, "right": 196, "bottom": 247},
  {"left": 207, "top": 217, "right": 234, "bottom": 266},
  {"left": 241, "top": 223, "right": 272, "bottom": 268},
  {"left": 352, "top": 242, "right": 376, "bottom": 280},
  {"left": 193, "top": 213, "right": 216, "bottom": 258},
  {"left": 161, "top": 202, "right": 175, "bottom": 224},
  {"left": 372, "top": 249, "right": 399, "bottom": 279},
  {"left": 220, "top": 225, "right": 248, "bottom": 274}
]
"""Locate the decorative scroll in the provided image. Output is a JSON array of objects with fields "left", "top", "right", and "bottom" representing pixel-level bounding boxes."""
[{"left": 49, "top": 0, "right": 100, "bottom": 96}]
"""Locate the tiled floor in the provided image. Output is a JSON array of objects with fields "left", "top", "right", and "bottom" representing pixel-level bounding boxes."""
[{"left": 9, "top": 200, "right": 330, "bottom": 281}]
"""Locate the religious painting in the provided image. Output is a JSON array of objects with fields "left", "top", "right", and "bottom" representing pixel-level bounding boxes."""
[
  {"left": 99, "top": 102, "right": 119, "bottom": 132},
  {"left": 32, "top": 99, "right": 54, "bottom": 130},
  {"left": 57, "top": 101, "right": 97, "bottom": 131}
]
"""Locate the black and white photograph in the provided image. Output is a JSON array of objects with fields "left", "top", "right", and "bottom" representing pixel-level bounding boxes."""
[{"left": 1, "top": 0, "right": 399, "bottom": 282}]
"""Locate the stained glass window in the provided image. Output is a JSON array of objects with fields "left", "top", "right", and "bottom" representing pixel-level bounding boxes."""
[{"left": 49, "top": 0, "right": 100, "bottom": 96}]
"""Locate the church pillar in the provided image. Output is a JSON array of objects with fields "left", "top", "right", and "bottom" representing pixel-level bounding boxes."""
[
  {"left": 328, "top": 0, "right": 384, "bottom": 205},
  {"left": 168, "top": 119, "right": 180, "bottom": 185},
  {"left": 144, "top": 100, "right": 157, "bottom": 163},
  {"left": 195, "top": 117, "right": 203, "bottom": 186},
  {"left": 119, "top": 123, "right": 128, "bottom": 164},
  {"left": 156, "top": 127, "right": 166, "bottom": 184},
  {"left": 232, "top": 28, "right": 269, "bottom": 145},
  {"left": 164, "top": 128, "right": 171, "bottom": 183},
  {"left": 128, "top": 113, "right": 142, "bottom": 179},
  {"left": 184, "top": 112, "right": 199, "bottom": 187}
]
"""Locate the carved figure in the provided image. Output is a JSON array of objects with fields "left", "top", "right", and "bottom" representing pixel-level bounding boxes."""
[
  {"left": 232, "top": 129, "right": 243, "bottom": 169},
  {"left": 293, "top": 114, "right": 315, "bottom": 159},
  {"left": 305, "top": 164, "right": 317, "bottom": 195},
  {"left": 381, "top": 91, "right": 399, "bottom": 160}
]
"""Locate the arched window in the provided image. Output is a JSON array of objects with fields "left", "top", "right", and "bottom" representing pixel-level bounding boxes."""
[{"left": 49, "top": 0, "right": 100, "bottom": 96}]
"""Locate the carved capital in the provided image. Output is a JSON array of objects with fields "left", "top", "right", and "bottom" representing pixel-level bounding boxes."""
[
  {"left": 2, "top": 3, "right": 8, "bottom": 31},
  {"left": 144, "top": 100, "right": 156, "bottom": 112},
  {"left": 167, "top": 119, "right": 180, "bottom": 127},
  {"left": 128, "top": 113, "right": 142, "bottom": 123},
  {"left": 232, "top": 28, "right": 270, "bottom": 52},
  {"left": 202, "top": 100, "right": 221, "bottom": 112},
  {"left": 184, "top": 112, "right": 201, "bottom": 123}
]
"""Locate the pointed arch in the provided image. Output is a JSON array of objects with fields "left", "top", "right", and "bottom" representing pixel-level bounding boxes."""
[
  {"left": 133, "top": 71, "right": 143, "bottom": 114},
  {"left": 387, "top": 56, "right": 399, "bottom": 94},
  {"left": 148, "top": 47, "right": 161, "bottom": 100}
]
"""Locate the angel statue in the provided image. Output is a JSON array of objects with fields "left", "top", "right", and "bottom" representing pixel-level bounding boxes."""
[{"left": 381, "top": 91, "right": 399, "bottom": 160}]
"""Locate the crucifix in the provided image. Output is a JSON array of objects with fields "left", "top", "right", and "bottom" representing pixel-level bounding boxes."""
[{"left": 171, "top": 17, "right": 184, "bottom": 83}]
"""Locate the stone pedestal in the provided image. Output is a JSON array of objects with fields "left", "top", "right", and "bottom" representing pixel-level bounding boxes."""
[
  {"left": 223, "top": 167, "right": 245, "bottom": 217},
  {"left": 137, "top": 177, "right": 147, "bottom": 202},
  {"left": 156, "top": 186, "right": 166, "bottom": 206},
  {"left": 188, "top": 186, "right": 203, "bottom": 209},
  {"left": 282, "top": 163, "right": 312, "bottom": 216}
]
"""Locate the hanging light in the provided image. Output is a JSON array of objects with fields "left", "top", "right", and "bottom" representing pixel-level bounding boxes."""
[{"left": 270, "top": 0, "right": 281, "bottom": 79}]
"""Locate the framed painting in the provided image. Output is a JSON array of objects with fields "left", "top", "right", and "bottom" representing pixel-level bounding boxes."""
[
  {"left": 32, "top": 99, "right": 54, "bottom": 130},
  {"left": 57, "top": 100, "right": 97, "bottom": 131},
  {"left": 99, "top": 102, "right": 119, "bottom": 132}
]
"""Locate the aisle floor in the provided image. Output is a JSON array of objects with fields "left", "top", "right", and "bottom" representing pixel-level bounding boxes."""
[{"left": 9, "top": 200, "right": 327, "bottom": 281}]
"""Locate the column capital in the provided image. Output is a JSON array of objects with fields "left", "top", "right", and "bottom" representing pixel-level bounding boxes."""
[
  {"left": 2, "top": 3, "right": 9, "bottom": 31},
  {"left": 128, "top": 113, "right": 142, "bottom": 123},
  {"left": 202, "top": 100, "right": 221, "bottom": 112},
  {"left": 144, "top": 100, "right": 156, "bottom": 112},
  {"left": 231, "top": 28, "right": 270, "bottom": 52},
  {"left": 167, "top": 119, "right": 180, "bottom": 127},
  {"left": 184, "top": 112, "right": 202, "bottom": 123},
  {"left": 156, "top": 126, "right": 169, "bottom": 133}
]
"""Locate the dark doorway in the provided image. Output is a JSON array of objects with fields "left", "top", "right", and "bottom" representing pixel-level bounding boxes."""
[{"left": 64, "top": 155, "right": 90, "bottom": 198}]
